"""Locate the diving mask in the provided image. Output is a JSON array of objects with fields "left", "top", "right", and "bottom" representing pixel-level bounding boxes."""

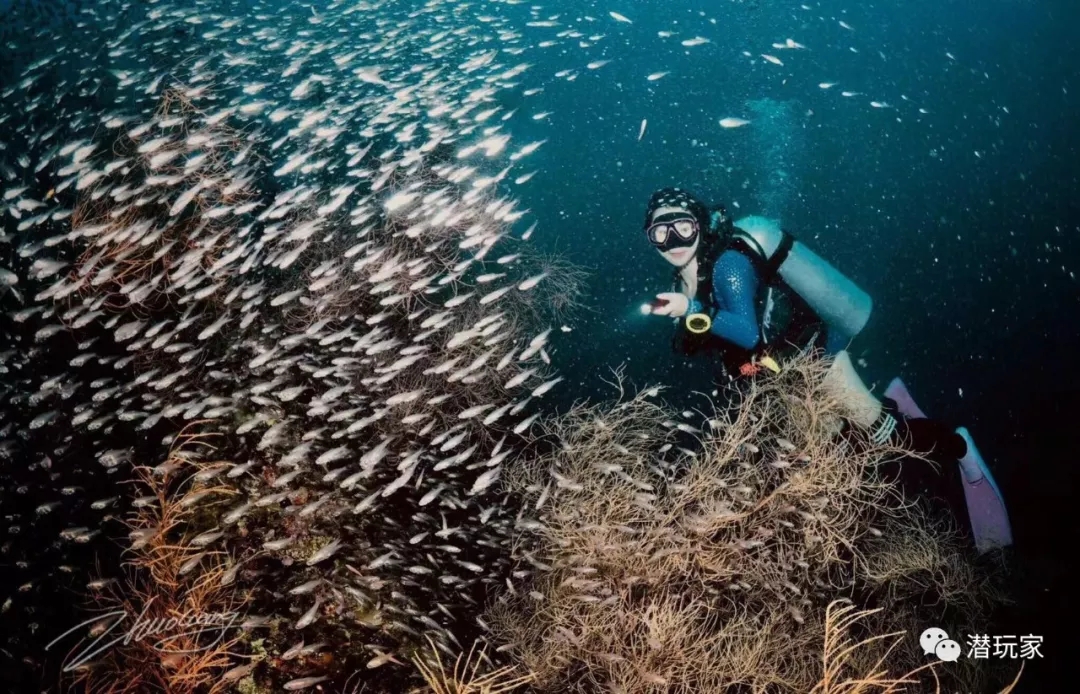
[{"left": 646, "top": 213, "right": 699, "bottom": 252}]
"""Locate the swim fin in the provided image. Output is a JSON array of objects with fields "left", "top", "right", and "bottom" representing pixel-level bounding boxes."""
[
  {"left": 885, "top": 377, "right": 1013, "bottom": 554},
  {"left": 884, "top": 377, "right": 927, "bottom": 419},
  {"left": 955, "top": 427, "right": 1014, "bottom": 554}
]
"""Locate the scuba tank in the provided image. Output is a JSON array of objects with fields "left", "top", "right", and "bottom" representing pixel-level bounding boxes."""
[{"left": 730, "top": 215, "right": 872, "bottom": 342}]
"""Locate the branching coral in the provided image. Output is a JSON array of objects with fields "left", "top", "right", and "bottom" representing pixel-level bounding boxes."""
[
  {"left": 69, "top": 425, "right": 249, "bottom": 694},
  {"left": 411, "top": 636, "right": 535, "bottom": 694},
  {"left": 489, "top": 245, "right": 592, "bottom": 330},
  {"left": 810, "top": 600, "right": 1022, "bottom": 694},
  {"left": 491, "top": 354, "right": 1009, "bottom": 693}
]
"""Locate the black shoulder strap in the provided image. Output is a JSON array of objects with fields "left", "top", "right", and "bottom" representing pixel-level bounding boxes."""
[
  {"left": 729, "top": 228, "right": 795, "bottom": 286},
  {"left": 761, "top": 231, "right": 795, "bottom": 284}
]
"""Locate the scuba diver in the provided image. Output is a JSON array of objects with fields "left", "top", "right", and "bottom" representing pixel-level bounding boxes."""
[{"left": 640, "top": 187, "right": 1013, "bottom": 555}]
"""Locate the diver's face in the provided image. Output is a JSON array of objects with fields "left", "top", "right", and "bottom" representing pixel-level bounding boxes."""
[
  {"left": 662, "top": 242, "right": 698, "bottom": 267},
  {"left": 647, "top": 206, "right": 699, "bottom": 268}
]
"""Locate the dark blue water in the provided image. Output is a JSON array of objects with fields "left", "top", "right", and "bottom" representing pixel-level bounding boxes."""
[{"left": 502, "top": 1, "right": 1079, "bottom": 689}]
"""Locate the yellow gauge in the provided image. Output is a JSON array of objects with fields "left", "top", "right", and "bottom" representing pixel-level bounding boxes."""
[{"left": 685, "top": 313, "right": 711, "bottom": 334}]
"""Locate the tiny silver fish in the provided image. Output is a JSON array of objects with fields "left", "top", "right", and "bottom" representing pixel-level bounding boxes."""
[{"left": 284, "top": 676, "right": 329, "bottom": 691}]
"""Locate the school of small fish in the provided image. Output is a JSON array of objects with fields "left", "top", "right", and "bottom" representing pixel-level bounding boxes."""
[{"left": 0, "top": 0, "right": 573, "bottom": 688}]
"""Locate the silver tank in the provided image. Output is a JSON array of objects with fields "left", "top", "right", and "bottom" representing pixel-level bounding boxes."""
[{"left": 733, "top": 215, "right": 872, "bottom": 340}]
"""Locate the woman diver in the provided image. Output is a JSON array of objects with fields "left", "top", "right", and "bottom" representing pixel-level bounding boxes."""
[{"left": 640, "top": 187, "right": 1012, "bottom": 555}]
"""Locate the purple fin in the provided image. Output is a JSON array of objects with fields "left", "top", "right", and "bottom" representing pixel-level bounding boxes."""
[
  {"left": 884, "top": 377, "right": 927, "bottom": 419},
  {"left": 962, "top": 479, "right": 1014, "bottom": 554},
  {"left": 956, "top": 427, "right": 1013, "bottom": 554}
]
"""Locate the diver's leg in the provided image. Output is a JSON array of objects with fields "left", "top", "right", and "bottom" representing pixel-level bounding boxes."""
[
  {"left": 822, "top": 349, "right": 883, "bottom": 428},
  {"left": 895, "top": 414, "right": 966, "bottom": 460},
  {"left": 881, "top": 391, "right": 1014, "bottom": 554},
  {"left": 822, "top": 353, "right": 957, "bottom": 452},
  {"left": 825, "top": 354, "right": 1013, "bottom": 553},
  {"left": 897, "top": 416, "right": 1013, "bottom": 553}
]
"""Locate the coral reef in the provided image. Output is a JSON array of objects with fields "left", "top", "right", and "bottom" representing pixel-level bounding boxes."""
[
  {"left": 69, "top": 427, "right": 251, "bottom": 694},
  {"left": 490, "top": 356, "right": 1013, "bottom": 693}
]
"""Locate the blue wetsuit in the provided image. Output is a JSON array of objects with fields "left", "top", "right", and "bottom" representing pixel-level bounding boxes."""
[{"left": 684, "top": 248, "right": 847, "bottom": 356}]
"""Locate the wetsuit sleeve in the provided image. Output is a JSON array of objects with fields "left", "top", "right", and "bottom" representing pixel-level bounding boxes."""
[{"left": 703, "top": 249, "right": 760, "bottom": 350}]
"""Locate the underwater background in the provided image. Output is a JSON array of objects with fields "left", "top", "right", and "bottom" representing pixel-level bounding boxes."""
[
  {"left": 1, "top": 0, "right": 1077, "bottom": 691},
  {"left": 470, "top": 2, "right": 1080, "bottom": 684},
  {"left": 527, "top": 3, "right": 1080, "bottom": 690}
]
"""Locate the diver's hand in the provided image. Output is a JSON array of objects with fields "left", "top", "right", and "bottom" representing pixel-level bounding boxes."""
[{"left": 652, "top": 292, "right": 690, "bottom": 318}]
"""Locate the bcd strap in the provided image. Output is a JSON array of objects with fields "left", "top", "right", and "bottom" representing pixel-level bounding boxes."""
[{"left": 760, "top": 231, "right": 795, "bottom": 284}]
